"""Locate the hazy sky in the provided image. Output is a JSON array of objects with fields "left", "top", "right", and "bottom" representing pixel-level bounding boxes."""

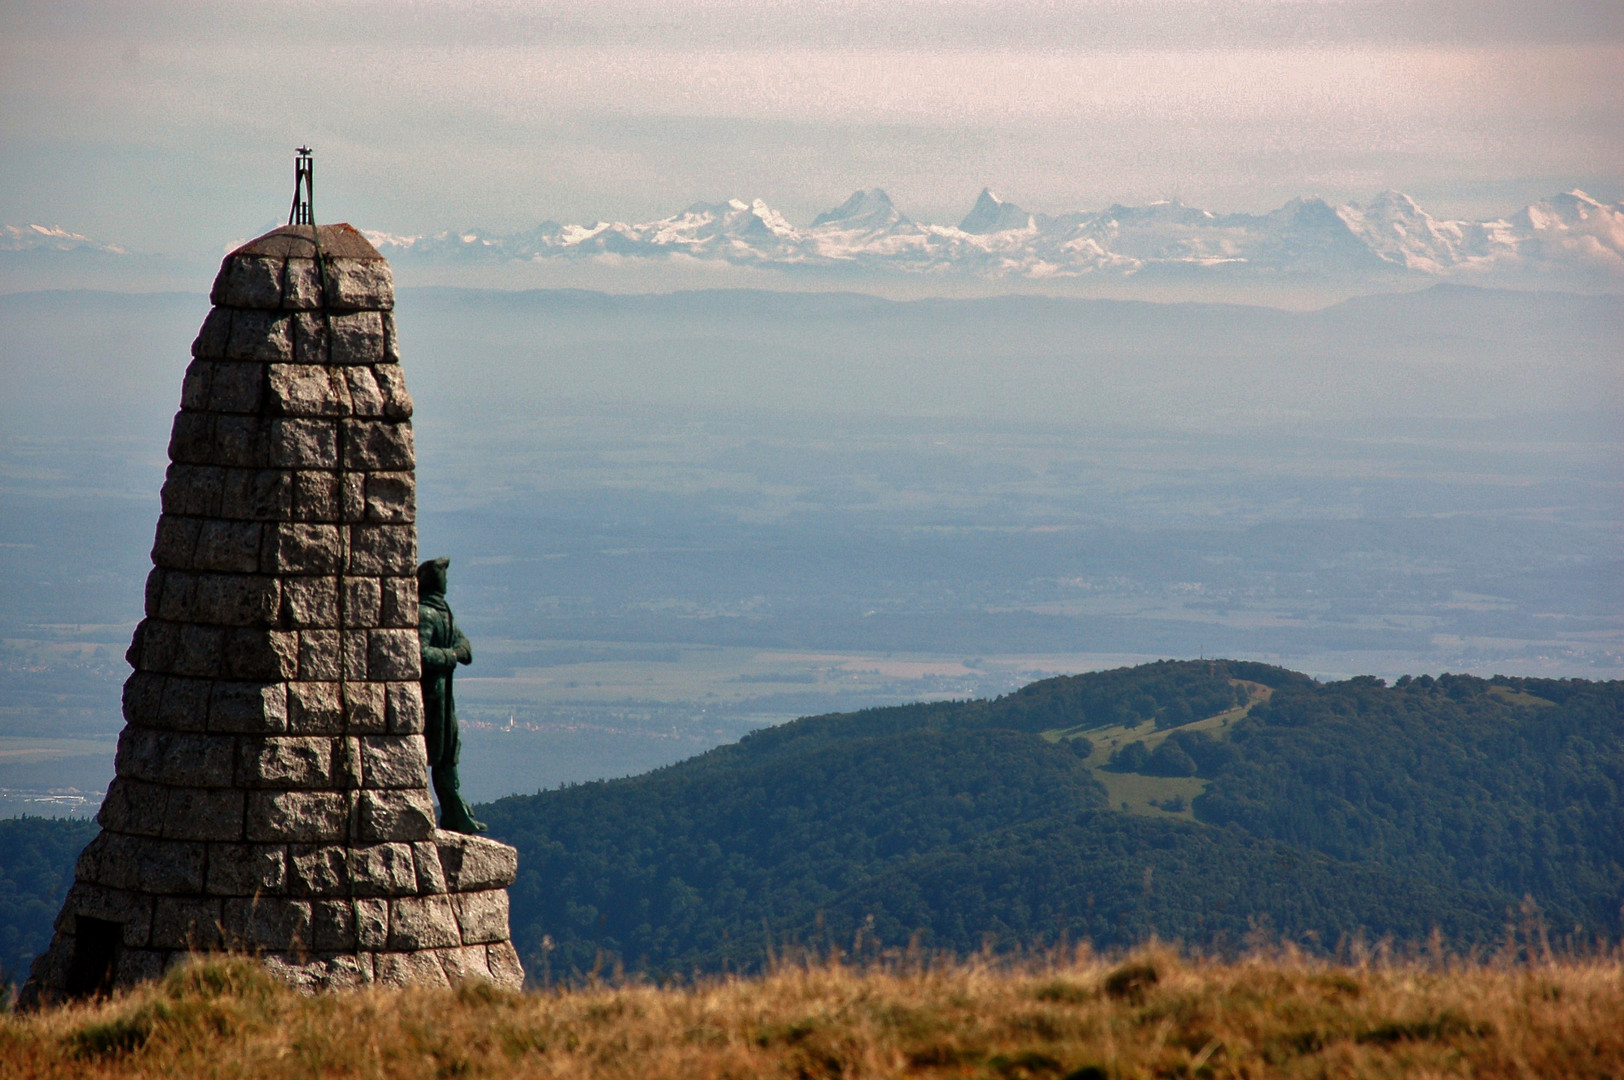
[{"left": 3, "top": 0, "right": 1621, "bottom": 255}]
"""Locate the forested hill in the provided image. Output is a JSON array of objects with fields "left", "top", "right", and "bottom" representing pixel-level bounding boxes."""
[{"left": 482, "top": 661, "right": 1622, "bottom": 978}]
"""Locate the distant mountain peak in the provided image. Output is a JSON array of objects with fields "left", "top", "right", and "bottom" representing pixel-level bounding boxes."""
[{"left": 959, "top": 188, "right": 1032, "bottom": 234}]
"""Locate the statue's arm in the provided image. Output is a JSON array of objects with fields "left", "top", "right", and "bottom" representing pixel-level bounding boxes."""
[
  {"left": 453, "top": 628, "right": 473, "bottom": 665},
  {"left": 419, "top": 611, "right": 460, "bottom": 672}
]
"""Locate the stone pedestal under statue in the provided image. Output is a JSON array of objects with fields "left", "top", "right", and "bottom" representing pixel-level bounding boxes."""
[{"left": 19, "top": 224, "right": 524, "bottom": 1008}]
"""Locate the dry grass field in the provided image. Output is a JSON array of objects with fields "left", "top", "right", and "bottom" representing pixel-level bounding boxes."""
[{"left": 4, "top": 945, "right": 1621, "bottom": 1079}]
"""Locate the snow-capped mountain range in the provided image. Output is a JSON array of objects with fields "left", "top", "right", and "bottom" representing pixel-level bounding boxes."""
[
  {"left": 7, "top": 190, "right": 1620, "bottom": 285},
  {"left": 360, "top": 188, "right": 1624, "bottom": 282}
]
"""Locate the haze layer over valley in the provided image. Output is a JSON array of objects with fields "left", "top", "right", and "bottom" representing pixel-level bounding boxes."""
[{"left": 2, "top": 283, "right": 1618, "bottom": 814}]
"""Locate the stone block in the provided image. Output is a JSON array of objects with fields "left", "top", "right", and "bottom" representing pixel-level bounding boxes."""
[
  {"left": 437, "top": 945, "right": 494, "bottom": 986},
  {"left": 268, "top": 363, "right": 352, "bottom": 417},
  {"left": 212, "top": 254, "right": 285, "bottom": 309},
  {"left": 291, "top": 311, "right": 329, "bottom": 365},
  {"left": 348, "top": 843, "right": 418, "bottom": 896},
  {"left": 77, "top": 832, "right": 207, "bottom": 895},
  {"left": 210, "top": 681, "right": 289, "bottom": 734},
  {"left": 268, "top": 418, "right": 339, "bottom": 469},
  {"left": 355, "top": 788, "right": 437, "bottom": 842},
  {"left": 329, "top": 311, "right": 386, "bottom": 364},
  {"left": 246, "top": 790, "right": 348, "bottom": 842},
  {"left": 282, "top": 257, "right": 323, "bottom": 309},
  {"left": 386, "top": 682, "right": 425, "bottom": 734},
  {"left": 226, "top": 309, "right": 293, "bottom": 362},
  {"left": 291, "top": 470, "right": 340, "bottom": 522},
  {"left": 168, "top": 411, "right": 214, "bottom": 465},
  {"left": 346, "top": 366, "right": 384, "bottom": 417},
  {"left": 206, "top": 843, "right": 287, "bottom": 896},
  {"left": 145, "top": 567, "right": 165, "bottom": 617},
  {"left": 387, "top": 895, "right": 460, "bottom": 949},
  {"left": 180, "top": 358, "right": 212, "bottom": 410},
  {"left": 379, "top": 575, "right": 417, "bottom": 628},
  {"left": 116, "top": 728, "right": 236, "bottom": 788},
  {"left": 298, "top": 630, "right": 341, "bottom": 681},
  {"left": 344, "top": 681, "right": 387, "bottom": 733},
  {"left": 485, "top": 941, "right": 525, "bottom": 990},
  {"left": 175, "top": 624, "right": 226, "bottom": 677},
  {"left": 344, "top": 630, "right": 370, "bottom": 681},
  {"left": 155, "top": 570, "right": 197, "bottom": 622},
  {"left": 436, "top": 834, "right": 519, "bottom": 891},
  {"left": 221, "top": 628, "right": 299, "bottom": 680},
  {"left": 316, "top": 952, "right": 376, "bottom": 990},
  {"left": 281, "top": 576, "right": 338, "bottom": 628},
  {"left": 287, "top": 680, "right": 343, "bottom": 734},
  {"left": 375, "top": 948, "right": 449, "bottom": 989},
  {"left": 219, "top": 468, "right": 293, "bottom": 521},
  {"left": 223, "top": 897, "right": 311, "bottom": 952},
  {"left": 341, "top": 472, "right": 366, "bottom": 522},
  {"left": 163, "top": 787, "right": 246, "bottom": 841},
  {"left": 158, "top": 675, "right": 213, "bottom": 731},
  {"left": 287, "top": 844, "right": 348, "bottom": 896},
  {"left": 151, "top": 517, "right": 202, "bottom": 572},
  {"left": 382, "top": 312, "right": 402, "bottom": 364},
  {"left": 322, "top": 257, "right": 394, "bottom": 311},
  {"left": 151, "top": 897, "right": 224, "bottom": 950},
  {"left": 349, "top": 524, "right": 415, "bottom": 575},
  {"left": 356, "top": 898, "right": 389, "bottom": 948},
  {"left": 238, "top": 735, "right": 336, "bottom": 789},
  {"left": 412, "top": 840, "right": 447, "bottom": 894},
  {"left": 361, "top": 734, "right": 428, "bottom": 789},
  {"left": 97, "top": 778, "right": 168, "bottom": 837},
  {"left": 208, "top": 360, "right": 266, "bottom": 414},
  {"left": 193, "top": 521, "right": 263, "bottom": 573},
  {"left": 192, "top": 307, "right": 233, "bottom": 359},
  {"left": 372, "top": 364, "right": 413, "bottom": 419},
  {"left": 58, "top": 882, "right": 156, "bottom": 945},
  {"left": 343, "top": 577, "right": 382, "bottom": 628},
  {"left": 121, "top": 671, "right": 166, "bottom": 727},
  {"left": 195, "top": 574, "right": 281, "bottom": 627},
  {"left": 261, "top": 522, "right": 343, "bottom": 575},
  {"left": 161, "top": 464, "right": 224, "bottom": 517},
  {"left": 343, "top": 420, "right": 414, "bottom": 471},
  {"left": 311, "top": 900, "right": 356, "bottom": 950},
  {"left": 214, "top": 415, "right": 270, "bottom": 467},
  {"left": 365, "top": 473, "right": 415, "bottom": 523},
  {"left": 369, "top": 629, "right": 420, "bottom": 681}
]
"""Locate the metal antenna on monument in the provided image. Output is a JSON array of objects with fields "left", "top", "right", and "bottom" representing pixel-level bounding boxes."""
[{"left": 287, "top": 146, "right": 314, "bottom": 226}]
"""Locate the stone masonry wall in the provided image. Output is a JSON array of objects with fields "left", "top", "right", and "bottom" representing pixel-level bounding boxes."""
[{"left": 19, "top": 225, "right": 523, "bottom": 1007}]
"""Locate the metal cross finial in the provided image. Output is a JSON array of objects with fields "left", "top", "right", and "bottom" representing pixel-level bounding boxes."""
[{"left": 288, "top": 146, "right": 315, "bottom": 226}]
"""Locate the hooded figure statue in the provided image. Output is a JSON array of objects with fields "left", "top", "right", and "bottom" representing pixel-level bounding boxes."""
[{"left": 417, "top": 557, "right": 485, "bottom": 833}]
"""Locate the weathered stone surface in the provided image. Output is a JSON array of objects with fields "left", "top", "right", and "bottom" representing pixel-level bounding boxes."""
[
  {"left": 212, "top": 254, "right": 284, "bottom": 309},
  {"left": 329, "top": 311, "right": 386, "bottom": 364},
  {"left": 281, "top": 576, "right": 338, "bottom": 628},
  {"left": 226, "top": 309, "right": 293, "bottom": 362},
  {"left": 453, "top": 890, "right": 511, "bottom": 945},
  {"left": 388, "top": 895, "right": 461, "bottom": 949},
  {"left": 209, "top": 681, "right": 288, "bottom": 733},
  {"left": 238, "top": 735, "right": 336, "bottom": 788},
  {"left": 348, "top": 843, "right": 418, "bottom": 896},
  {"left": 162, "top": 787, "right": 246, "bottom": 841},
  {"left": 168, "top": 412, "right": 215, "bottom": 466},
  {"left": 262, "top": 523, "right": 343, "bottom": 575},
  {"left": 268, "top": 418, "right": 338, "bottom": 469},
  {"left": 364, "top": 473, "right": 415, "bottom": 523},
  {"left": 437, "top": 945, "right": 494, "bottom": 986},
  {"left": 343, "top": 630, "right": 370, "bottom": 681},
  {"left": 311, "top": 900, "right": 356, "bottom": 950},
  {"left": 354, "top": 788, "right": 436, "bottom": 842},
  {"left": 292, "top": 470, "right": 341, "bottom": 522},
  {"left": 57, "top": 882, "right": 156, "bottom": 945},
  {"left": 437, "top": 834, "right": 520, "bottom": 892},
  {"left": 343, "top": 420, "right": 413, "bottom": 471},
  {"left": 268, "top": 364, "right": 352, "bottom": 417},
  {"left": 116, "top": 729, "right": 236, "bottom": 788},
  {"left": 162, "top": 464, "right": 225, "bottom": 517},
  {"left": 152, "top": 515, "right": 202, "bottom": 569},
  {"left": 379, "top": 576, "right": 417, "bottom": 628},
  {"left": 368, "top": 629, "right": 421, "bottom": 681},
  {"left": 223, "top": 897, "right": 311, "bottom": 951},
  {"left": 219, "top": 468, "right": 293, "bottom": 521},
  {"left": 220, "top": 628, "right": 299, "bottom": 681},
  {"left": 206, "top": 843, "right": 286, "bottom": 896},
  {"left": 194, "top": 521, "right": 263, "bottom": 573},
  {"left": 356, "top": 898, "right": 389, "bottom": 949},
  {"left": 298, "top": 630, "right": 341, "bottom": 681},
  {"left": 192, "top": 307, "right": 232, "bottom": 359},
  {"left": 385, "top": 682, "right": 425, "bottom": 734},
  {"left": 214, "top": 415, "right": 270, "bottom": 467},
  {"left": 282, "top": 257, "right": 324, "bottom": 310},
  {"left": 375, "top": 948, "right": 449, "bottom": 989},
  {"left": 412, "top": 840, "right": 447, "bottom": 894},
  {"left": 287, "top": 680, "right": 343, "bottom": 734},
  {"left": 372, "top": 364, "right": 413, "bottom": 419},
  {"left": 208, "top": 360, "right": 266, "bottom": 414},
  {"left": 287, "top": 844, "right": 348, "bottom": 896},
  {"left": 157, "top": 676, "right": 214, "bottom": 730},
  {"left": 246, "top": 791, "right": 348, "bottom": 842},
  {"left": 361, "top": 734, "right": 428, "bottom": 789},
  {"left": 76, "top": 832, "right": 206, "bottom": 895},
  {"left": 180, "top": 359, "right": 212, "bottom": 411},
  {"left": 194, "top": 574, "right": 282, "bottom": 626},
  {"left": 322, "top": 257, "right": 394, "bottom": 311},
  {"left": 152, "top": 896, "right": 224, "bottom": 949},
  {"left": 98, "top": 778, "right": 168, "bottom": 837},
  {"left": 342, "top": 576, "right": 382, "bottom": 627},
  {"left": 486, "top": 941, "right": 525, "bottom": 990}
]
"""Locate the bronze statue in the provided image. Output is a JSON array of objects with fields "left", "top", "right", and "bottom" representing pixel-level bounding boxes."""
[{"left": 418, "top": 557, "right": 485, "bottom": 833}]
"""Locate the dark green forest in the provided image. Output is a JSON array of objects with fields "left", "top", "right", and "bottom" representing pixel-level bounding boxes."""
[{"left": 1, "top": 661, "right": 1619, "bottom": 987}]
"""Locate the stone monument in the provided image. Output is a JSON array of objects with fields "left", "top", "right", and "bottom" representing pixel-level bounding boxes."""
[{"left": 19, "top": 219, "right": 524, "bottom": 1007}]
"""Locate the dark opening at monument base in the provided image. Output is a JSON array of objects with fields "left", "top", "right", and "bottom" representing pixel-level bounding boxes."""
[{"left": 63, "top": 917, "right": 123, "bottom": 1000}]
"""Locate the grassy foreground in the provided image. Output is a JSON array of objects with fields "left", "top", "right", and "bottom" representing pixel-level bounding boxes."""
[{"left": 3, "top": 949, "right": 1621, "bottom": 1079}]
